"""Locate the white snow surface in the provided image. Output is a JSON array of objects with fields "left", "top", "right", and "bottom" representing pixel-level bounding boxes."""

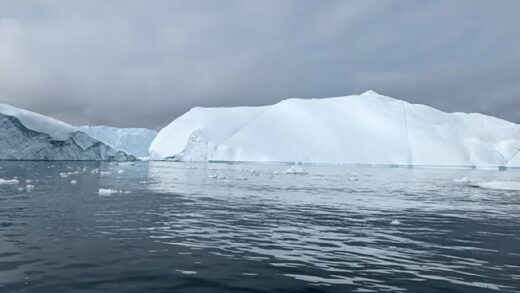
[
  {"left": 78, "top": 126, "right": 157, "bottom": 157},
  {"left": 150, "top": 91, "right": 520, "bottom": 168},
  {"left": 0, "top": 103, "right": 76, "bottom": 140}
]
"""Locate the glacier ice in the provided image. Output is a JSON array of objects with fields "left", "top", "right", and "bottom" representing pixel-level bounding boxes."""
[
  {"left": 0, "top": 103, "right": 135, "bottom": 161},
  {"left": 150, "top": 91, "right": 520, "bottom": 168},
  {"left": 77, "top": 126, "right": 157, "bottom": 158}
]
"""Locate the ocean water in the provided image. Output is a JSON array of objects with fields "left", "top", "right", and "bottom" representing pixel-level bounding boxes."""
[{"left": 0, "top": 161, "right": 519, "bottom": 292}]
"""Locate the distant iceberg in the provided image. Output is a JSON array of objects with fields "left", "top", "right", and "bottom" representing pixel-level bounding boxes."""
[
  {"left": 150, "top": 91, "right": 520, "bottom": 168},
  {"left": 0, "top": 103, "right": 135, "bottom": 161},
  {"left": 77, "top": 126, "right": 157, "bottom": 158}
]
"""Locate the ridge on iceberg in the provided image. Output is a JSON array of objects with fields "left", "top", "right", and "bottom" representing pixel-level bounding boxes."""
[
  {"left": 77, "top": 126, "right": 157, "bottom": 158},
  {"left": 150, "top": 91, "right": 520, "bottom": 168},
  {"left": 0, "top": 103, "right": 135, "bottom": 161}
]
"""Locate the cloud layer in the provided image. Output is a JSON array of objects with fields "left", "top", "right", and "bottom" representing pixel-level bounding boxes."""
[{"left": 1, "top": 0, "right": 519, "bottom": 128}]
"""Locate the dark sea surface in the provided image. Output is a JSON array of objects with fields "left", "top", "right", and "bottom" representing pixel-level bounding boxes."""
[{"left": 0, "top": 161, "right": 519, "bottom": 292}]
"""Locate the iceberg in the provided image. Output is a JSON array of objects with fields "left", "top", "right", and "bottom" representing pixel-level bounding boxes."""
[
  {"left": 77, "top": 126, "right": 157, "bottom": 158},
  {"left": 150, "top": 91, "right": 520, "bottom": 168},
  {"left": 0, "top": 103, "right": 135, "bottom": 161}
]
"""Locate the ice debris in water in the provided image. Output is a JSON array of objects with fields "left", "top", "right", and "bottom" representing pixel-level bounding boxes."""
[
  {"left": 98, "top": 189, "right": 130, "bottom": 196},
  {"left": 60, "top": 171, "right": 79, "bottom": 178},
  {"left": 0, "top": 179, "right": 20, "bottom": 185},
  {"left": 70, "top": 180, "right": 77, "bottom": 185},
  {"left": 472, "top": 181, "right": 520, "bottom": 191},
  {"left": 348, "top": 176, "right": 359, "bottom": 181},
  {"left": 454, "top": 177, "right": 470, "bottom": 183},
  {"left": 208, "top": 174, "right": 227, "bottom": 179},
  {"left": 284, "top": 166, "right": 308, "bottom": 175},
  {"left": 26, "top": 184, "right": 35, "bottom": 191},
  {"left": 390, "top": 219, "right": 401, "bottom": 225}
]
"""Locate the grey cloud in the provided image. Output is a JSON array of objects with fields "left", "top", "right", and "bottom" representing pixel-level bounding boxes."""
[{"left": 0, "top": 0, "right": 519, "bottom": 129}]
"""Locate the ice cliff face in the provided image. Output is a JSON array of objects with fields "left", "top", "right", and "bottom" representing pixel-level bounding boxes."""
[
  {"left": 150, "top": 91, "right": 520, "bottom": 168},
  {"left": 0, "top": 104, "right": 135, "bottom": 161},
  {"left": 77, "top": 126, "right": 157, "bottom": 158}
]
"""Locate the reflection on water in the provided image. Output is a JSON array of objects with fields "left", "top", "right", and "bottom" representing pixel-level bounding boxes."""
[{"left": 0, "top": 161, "right": 519, "bottom": 292}]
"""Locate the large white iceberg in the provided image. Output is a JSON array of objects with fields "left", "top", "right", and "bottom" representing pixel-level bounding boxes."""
[
  {"left": 150, "top": 91, "right": 520, "bottom": 168},
  {"left": 0, "top": 103, "right": 135, "bottom": 161},
  {"left": 77, "top": 126, "right": 157, "bottom": 158}
]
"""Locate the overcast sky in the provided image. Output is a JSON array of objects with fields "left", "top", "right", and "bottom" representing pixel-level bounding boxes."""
[{"left": 0, "top": 0, "right": 519, "bottom": 129}]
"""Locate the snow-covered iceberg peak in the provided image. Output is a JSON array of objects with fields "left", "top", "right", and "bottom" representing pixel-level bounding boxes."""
[
  {"left": 0, "top": 103, "right": 135, "bottom": 161},
  {"left": 150, "top": 91, "right": 520, "bottom": 168},
  {"left": 0, "top": 103, "right": 76, "bottom": 140}
]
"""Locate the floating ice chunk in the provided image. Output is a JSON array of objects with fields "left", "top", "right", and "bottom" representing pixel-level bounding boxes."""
[
  {"left": 348, "top": 176, "right": 359, "bottom": 181},
  {"left": 0, "top": 179, "right": 20, "bottom": 185},
  {"left": 208, "top": 174, "right": 218, "bottom": 179},
  {"left": 98, "top": 189, "right": 119, "bottom": 196},
  {"left": 100, "top": 171, "right": 111, "bottom": 176},
  {"left": 454, "top": 177, "right": 470, "bottom": 183},
  {"left": 25, "top": 179, "right": 33, "bottom": 183},
  {"left": 98, "top": 188, "right": 130, "bottom": 195},
  {"left": 60, "top": 171, "right": 79, "bottom": 178},
  {"left": 117, "top": 170, "right": 125, "bottom": 174},
  {"left": 473, "top": 181, "right": 520, "bottom": 191},
  {"left": 70, "top": 180, "right": 77, "bottom": 185},
  {"left": 284, "top": 166, "right": 308, "bottom": 175},
  {"left": 390, "top": 219, "right": 401, "bottom": 225},
  {"left": 26, "top": 184, "right": 35, "bottom": 191},
  {"left": 175, "top": 269, "right": 197, "bottom": 275}
]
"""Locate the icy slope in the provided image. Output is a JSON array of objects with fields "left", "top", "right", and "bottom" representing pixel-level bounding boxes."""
[
  {"left": 150, "top": 91, "right": 520, "bottom": 168},
  {"left": 0, "top": 104, "right": 135, "bottom": 161},
  {"left": 78, "top": 126, "right": 157, "bottom": 158}
]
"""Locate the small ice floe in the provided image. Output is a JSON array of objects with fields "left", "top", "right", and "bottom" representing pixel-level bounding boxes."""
[
  {"left": 25, "top": 179, "right": 33, "bottom": 183},
  {"left": 117, "top": 170, "right": 125, "bottom": 174},
  {"left": 453, "top": 177, "right": 471, "bottom": 183},
  {"left": 472, "top": 181, "right": 520, "bottom": 191},
  {"left": 348, "top": 176, "right": 359, "bottom": 181},
  {"left": 0, "top": 179, "right": 20, "bottom": 185},
  {"left": 70, "top": 180, "right": 77, "bottom": 185},
  {"left": 208, "top": 174, "right": 218, "bottom": 179},
  {"left": 175, "top": 269, "right": 197, "bottom": 275},
  {"left": 390, "top": 219, "right": 401, "bottom": 225},
  {"left": 98, "top": 188, "right": 118, "bottom": 196},
  {"left": 283, "top": 166, "right": 308, "bottom": 175},
  {"left": 60, "top": 171, "right": 79, "bottom": 178},
  {"left": 100, "top": 171, "right": 111, "bottom": 176},
  {"left": 25, "top": 184, "right": 35, "bottom": 192},
  {"left": 98, "top": 189, "right": 130, "bottom": 196}
]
